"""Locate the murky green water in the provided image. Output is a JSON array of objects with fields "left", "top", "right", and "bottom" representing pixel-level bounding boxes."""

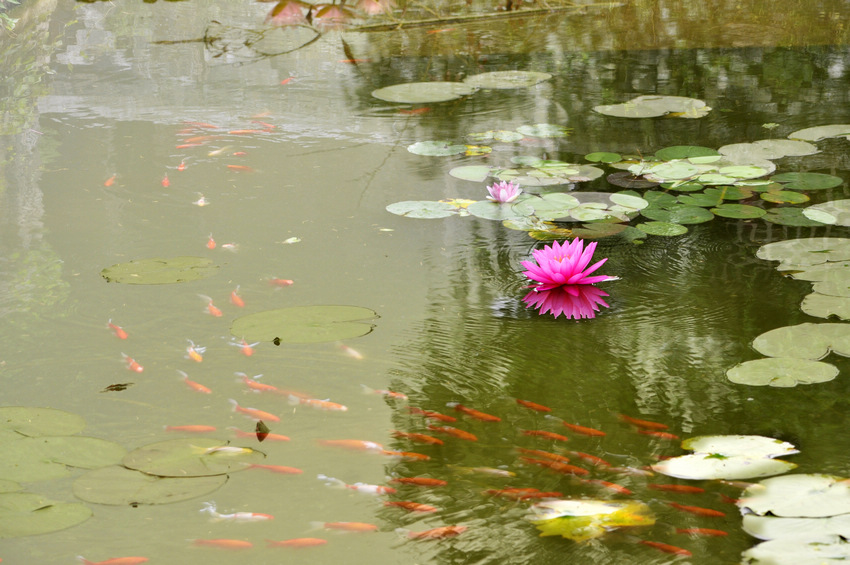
[{"left": 2, "top": 0, "right": 850, "bottom": 563}]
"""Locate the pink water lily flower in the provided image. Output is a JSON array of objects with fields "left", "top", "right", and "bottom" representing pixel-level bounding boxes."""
[
  {"left": 523, "top": 285, "right": 610, "bottom": 319},
  {"left": 486, "top": 181, "right": 522, "bottom": 203},
  {"left": 521, "top": 238, "right": 610, "bottom": 290}
]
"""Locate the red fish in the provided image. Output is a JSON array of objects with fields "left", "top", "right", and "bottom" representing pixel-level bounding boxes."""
[
  {"left": 161, "top": 174, "right": 170, "bottom": 187},
  {"left": 398, "top": 107, "right": 431, "bottom": 115},
  {"left": 447, "top": 402, "right": 501, "bottom": 422},
  {"left": 291, "top": 396, "right": 349, "bottom": 412},
  {"left": 177, "top": 160, "right": 186, "bottom": 171},
  {"left": 197, "top": 294, "right": 222, "bottom": 317},
  {"left": 676, "top": 527, "right": 728, "bottom": 536},
  {"left": 229, "top": 427, "right": 291, "bottom": 442},
  {"left": 103, "top": 174, "right": 117, "bottom": 187},
  {"left": 230, "top": 339, "right": 257, "bottom": 356},
  {"left": 176, "top": 143, "right": 203, "bottom": 149},
  {"left": 107, "top": 319, "right": 128, "bottom": 339},
  {"left": 619, "top": 414, "right": 670, "bottom": 430},
  {"left": 230, "top": 286, "right": 245, "bottom": 307},
  {"left": 516, "top": 399, "right": 551, "bottom": 412},
  {"left": 317, "top": 439, "right": 383, "bottom": 452},
  {"left": 562, "top": 422, "right": 605, "bottom": 436},
  {"left": 638, "top": 430, "right": 680, "bottom": 440},
  {"left": 408, "top": 407, "right": 456, "bottom": 422},
  {"left": 269, "top": 278, "right": 294, "bottom": 287},
  {"left": 312, "top": 521, "right": 378, "bottom": 532},
  {"left": 667, "top": 502, "right": 725, "bottom": 517},
  {"left": 381, "top": 450, "right": 430, "bottom": 461},
  {"left": 121, "top": 353, "right": 143, "bottom": 373},
  {"left": 206, "top": 234, "right": 216, "bottom": 250},
  {"left": 178, "top": 370, "right": 211, "bottom": 394},
  {"left": 237, "top": 373, "right": 278, "bottom": 393},
  {"left": 228, "top": 129, "right": 264, "bottom": 135},
  {"left": 405, "top": 525, "right": 467, "bottom": 539},
  {"left": 164, "top": 425, "right": 216, "bottom": 433},
  {"left": 427, "top": 425, "right": 477, "bottom": 442},
  {"left": 522, "top": 430, "right": 569, "bottom": 442},
  {"left": 515, "top": 448, "right": 570, "bottom": 463},
  {"left": 520, "top": 457, "right": 589, "bottom": 476},
  {"left": 639, "top": 540, "right": 692, "bottom": 557},
  {"left": 246, "top": 463, "right": 302, "bottom": 474},
  {"left": 392, "top": 431, "right": 443, "bottom": 446},
  {"left": 648, "top": 484, "right": 705, "bottom": 494},
  {"left": 77, "top": 558, "right": 148, "bottom": 565},
  {"left": 390, "top": 477, "right": 447, "bottom": 487},
  {"left": 579, "top": 478, "right": 632, "bottom": 495},
  {"left": 266, "top": 538, "right": 327, "bottom": 548},
  {"left": 567, "top": 451, "right": 611, "bottom": 467},
  {"left": 226, "top": 164, "right": 254, "bottom": 172},
  {"left": 384, "top": 501, "right": 439, "bottom": 513},
  {"left": 228, "top": 399, "right": 280, "bottom": 422},
  {"left": 192, "top": 539, "right": 253, "bottom": 549},
  {"left": 185, "top": 340, "right": 205, "bottom": 363}
]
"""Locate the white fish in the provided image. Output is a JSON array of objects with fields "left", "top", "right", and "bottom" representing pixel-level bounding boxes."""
[
  {"left": 317, "top": 474, "right": 396, "bottom": 495},
  {"left": 200, "top": 501, "right": 273, "bottom": 522}
]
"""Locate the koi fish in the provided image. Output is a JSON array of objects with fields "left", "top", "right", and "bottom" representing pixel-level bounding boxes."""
[
  {"left": 447, "top": 402, "right": 501, "bottom": 422},
  {"left": 185, "top": 340, "right": 205, "bottom": 362},
  {"left": 192, "top": 539, "right": 253, "bottom": 549},
  {"left": 619, "top": 414, "right": 669, "bottom": 430},
  {"left": 311, "top": 521, "right": 378, "bottom": 532},
  {"left": 638, "top": 540, "right": 692, "bottom": 557},
  {"left": 361, "top": 385, "right": 407, "bottom": 400},
  {"left": 449, "top": 465, "right": 516, "bottom": 478},
  {"left": 178, "top": 370, "right": 211, "bottom": 394},
  {"left": 230, "top": 338, "right": 257, "bottom": 356},
  {"left": 391, "top": 431, "right": 443, "bottom": 445},
  {"left": 220, "top": 242, "right": 239, "bottom": 252},
  {"left": 384, "top": 501, "right": 439, "bottom": 513},
  {"left": 246, "top": 463, "right": 303, "bottom": 474},
  {"left": 516, "top": 399, "right": 552, "bottom": 412},
  {"left": 266, "top": 538, "right": 327, "bottom": 548},
  {"left": 201, "top": 501, "right": 273, "bottom": 522},
  {"left": 77, "top": 558, "right": 148, "bottom": 565},
  {"left": 177, "top": 160, "right": 187, "bottom": 171},
  {"left": 161, "top": 174, "right": 170, "bottom": 187},
  {"left": 176, "top": 143, "right": 203, "bottom": 149},
  {"left": 567, "top": 451, "right": 611, "bottom": 467},
  {"left": 228, "top": 399, "right": 280, "bottom": 422},
  {"left": 228, "top": 427, "right": 291, "bottom": 442},
  {"left": 390, "top": 477, "right": 447, "bottom": 487},
  {"left": 676, "top": 527, "right": 728, "bottom": 536},
  {"left": 206, "top": 234, "right": 216, "bottom": 249},
  {"left": 561, "top": 422, "right": 606, "bottom": 437},
  {"left": 228, "top": 129, "right": 264, "bottom": 135},
  {"left": 183, "top": 121, "right": 219, "bottom": 129},
  {"left": 281, "top": 236, "right": 301, "bottom": 244},
  {"left": 121, "top": 353, "right": 143, "bottom": 373},
  {"left": 648, "top": 483, "right": 705, "bottom": 494},
  {"left": 638, "top": 430, "right": 680, "bottom": 440},
  {"left": 236, "top": 373, "right": 278, "bottom": 393},
  {"left": 381, "top": 450, "right": 430, "bottom": 461},
  {"left": 317, "top": 474, "right": 396, "bottom": 495},
  {"left": 107, "top": 319, "right": 128, "bottom": 339},
  {"left": 230, "top": 286, "right": 245, "bottom": 307},
  {"left": 280, "top": 77, "right": 294, "bottom": 85},
  {"left": 192, "top": 194, "right": 209, "bottom": 206},
  {"left": 397, "top": 107, "right": 431, "bottom": 115},
  {"left": 269, "top": 278, "right": 294, "bottom": 287},
  {"left": 403, "top": 525, "right": 467, "bottom": 539},
  {"left": 667, "top": 502, "right": 726, "bottom": 517},
  {"left": 579, "top": 478, "right": 632, "bottom": 495},
  {"left": 427, "top": 425, "right": 477, "bottom": 442},
  {"left": 164, "top": 425, "right": 217, "bottom": 433},
  {"left": 207, "top": 146, "right": 233, "bottom": 157},
  {"left": 103, "top": 174, "right": 117, "bottom": 187},
  {"left": 232, "top": 151, "right": 248, "bottom": 156},
  {"left": 607, "top": 466, "right": 655, "bottom": 477},
  {"left": 408, "top": 407, "right": 456, "bottom": 422},
  {"left": 520, "top": 457, "right": 589, "bottom": 476},
  {"left": 290, "top": 396, "right": 348, "bottom": 412},
  {"left": 252, "top": 120, "right": 276, "bottom": 129},
  {"left": 197, "top": 294, "right": 222, "bottom": 317},
  {"left": 226, "top": 165, "right": 254, "bottom": 172},
  {"left": 317, "top": 439, "right": 383, "bottom": 452},
  {"left": 522, "top": 430, "right": 569, "bottom": 442},
  {"left": 515, "top": 448, "right": 570, "bottom": 464}
]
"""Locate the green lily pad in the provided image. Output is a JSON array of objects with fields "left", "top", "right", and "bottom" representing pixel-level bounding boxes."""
[
  {"left": 757, "top": 238, "right": 850, "bottom": 267},
  {"left": 609, "top": 193, "right": 649, "bottom": 210},
  {"left": 803, "top": 200, "right": 850, "bottom": 226},
  {"left": 739, "top": 475, "right": 850, "bottom": 518},
  {"left": 585, "top": 152, "right": 621, "bottom": 163},
  {"left": 594, "top": 96, "right": 711, "bottom": 119},
  {"left": 606, "top": 172, "right": 659, "bottom": 189},
  {"left": 386, "top": 201, "right": 457, "bottom": 218},
  {"left": 764, "top": 207, "right": 828, "bottom": 226},
  {"left": 0, "top": 493, "right": 91, "bottom": 539},
  {"left": 407, "top": 140, "right": 468, "bottom": 156},
  {"left": 698, "top": 173, "right": 738, "bottom": 185},
  {"left": 789, "top": 262, "right": 850, "bottom": 282},
  {"left": 681, "top": 435, "right": 798, "bottom": 458},
  {"left": 467, "top": 200, "right": 535, "bottom": 221},
  {"left": 515, "top": 124, "right": 570, "bottom": 138},
  {"left": 231, "top": 305, "right": 377, "bottom": 344},
  {"left": 0, "top": 480, "right": 21, "bottom": 494},
  {"left": 466, "top": 130, "right": 524, "bottom": 143},
  {"left": 641, "top": 205, "right": 714, "bottom": 224},
  {"left": 726, "top": 357, "right": 838, "bottom": 387},
  {"left": 523, "top": 193, "right": 581, "bottom": 219},
  {"left": 655, "top": 146, "right": 720, "bottom": 160},
  {"left": 371, "top": 82, "right": 478, "bottom": 103},
  {"left": 101, "top": 257, "right": 217, "bottom": 285},
  {"left": 742, "top": 536, "right": 850, "bottom": 565},
  {"left": 448, "top": 165, "right": 493, "bottom": 182},
  {"left": 813, "top": 280, "right": 850, "bottom": 298},
  {"left": 0, "top": 436, "right": 125, "bottom": 483},
  {"left": 718, "top": 165, "right": 770, "bottom": 179},
  {"left": 527, "top": 499, "right": 655, "bottom": 541},
  {"left": 636, "top": 222, "right": 688, "bottom": 236},
  {"left": 677, "top": 192, "right": 724, "bottom": 207},
  {"left": 642, "top": 191, "right": 679, "bottom": 208},
  {"left": 645, "top": 161, "right": 701, "bottom": 181},
  {"left": 751, "top": 323, "right": 848, "bottom": 360},
  {"left": 651, "top": 453, "right": 797, "bottom": 480},
  {"left": 761, "top": 191, "right": 810, "bottom": 204},
  {"left": 73, "top": 466, "right": 227, "bottom": 506},
  {"left": 123, "top": 438, "right": 265, "bottom": 478},
  {"left": 661, "top": 181, "right": 704, "bottom": 192},
  {"left": 0, "top": 407, "right": 85, "bottom": 439},
  {"left": 462, "top": 71, "right": 552, "bottom": 89},
  {"left": 705, "top": 186, "right": 754, "bottom": 200},
  {"left": 570, "top": 222, "right": 628, "bottom": 239},
  {"left": 742, "top": 514, "right": 850, "bottom": 542},
  {"left": 710, "top": 204, "right": 766, "bottom": 219},
  {"left": 801, "top": 293, "right": 850, "bottom": 320},
  {"left": 771, "top": 172, "right": 844, "bottom": 191},
  {"left": 788, "top": 124, "right": 850, "bottom": 142}
]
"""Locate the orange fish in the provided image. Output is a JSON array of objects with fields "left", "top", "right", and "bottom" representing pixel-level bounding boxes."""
[
  {"left": 176, "top": 143, "right": 203, "bottom": 149},
  {"left": 638, "top": 540, "right": 692, "bottom": 557},
  {"left": 103, "top": 174, "right": 117, "bottom": 187},
  {"left": 280, "top": 78, "right": 294, "bottom": 85},
  {"left": 405, "top": 525, "right": 467, "bottom": 539},
  {"left": 121, "top": 353, "right": 143, "bottom": 373},
  {"left": 427, "top": 425, "right": 477, "bottom": 442},
  {"left": 236, "top": 373, "right": 279, "bottom": 393},
  {"left": 619, "top": 414, "right": 669, "bottom": 430},
  {"left": 318, "top": 439, "right": 383, "bottom": 452},
  {"left": 516, "top": 399, "right": 552, "bottom": 412},
  {"left": 228, "top": 129, "right": 263, "bottom": 135},
  {"left": 177, "top": 160, "right": 187, "bottom": 171},
  {"left": 381, "top": 450, "right": 430, "bottom": 461},
  {"left": 409, "top": 407, "right": 456, "bottom": 422},
  {"left": 579, "top": 478, "right": 632, "bottom": 495},
  {"left": 192, "top": 539, "right": 253, "bottom": 549},
  {"left": 269, "top": 278, "right": 294, "bottom": 287},
  {"left": 231, "top": 339, "right": 257, "bottom": 356},
  {"left": 447, "top": 402, "right": 501, "bottom": 422},
  {"left": 291, "top": 396, "right": 349, "bottom": 412},
  {"left": 205, "top": 234, "right": 216, "bottom": 250},
  {"left": 522, "top": 430, "right": 569, "bottom": 442},
  {"left": 185, "top": 340, "right": 205, "bottom": 362},
  {"left": 178, "top": 370, "right": 211, "bottom": 394},
  {"left": 515, "top": 448, "right": 570, "bottom": 463},
  {"left": 226, "top": 164, "right": 254, "bottom": 172},
  {"left": 164, "top": 425, "right": 217, "bottom": 433},
  {"left": 390, "top": 477, "right": 447, "bottom": 487},
  {"left": 228, "top": 399, "right": 280, "bottom": 422},
  {"left": 230, "top": 287, "right": 245, "bottom": 307},
  {"left": 361, "top": 385, "right": 407, "bottom": 400},
  {"left": 312, "top": 521, "right": 378, "bottom": 532},
  {"left": 667, "top": 502, "right": 725, "bottom": 517},
  {"left": 232, "top": 151, "right": 248, "bottom": 156},
  {"left": 107, "top": 319, "right": 128, "bottom": 339},
  {"left": 383, "top": 501, "right": 439, "bottom": 513},
  {"left": 183, "top": 121, "right": 219, "bottom": 129},
  {"left": 398, "top": 107, "right": 431, "bottom": 115},
  {"left": 339, "top": 343, "right": 363, "bottom": 359},
  {"left": 246, "top": 463, "right": 302, "bottom": 474},
  {"left": 252, "top": 121, "right": 276, "bottom": 129},
  {"left": 638, "top": 430, "right": 680, "bottom": 440},
  {"left": 229, "top": 427, "right": 291, "bottom": 442},
  {"left": 567, "top": 451, "right": 611, "bottom": 467},
  {"left": 648, "top": 483, "right": 705, "bottom": 494},
  {"left": 266, "top": 538, "right": 327, "bottom": 548},
  {"left": 161, "top": 174, "right": 170, "bottom": 187},
  {"left": 197, "top": 294, "right": 222, "bottom": 317},
  {"left": 562, "top": 422, "right": 606, "bottom": 437},
  {"left": 675, "top": 527, "right": 728, "bottom": 537},
  {"left": 520, "top": 457, "right": 589, "bottom": 476},
  {"left": 392, "top": 431, "right": 443, "bottom": 446},
  {"left": 77, "top": 558, "right": 149, "bottom": 565}
]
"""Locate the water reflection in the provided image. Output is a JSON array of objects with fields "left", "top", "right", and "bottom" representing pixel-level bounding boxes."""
[{"left": 522, "top": 285, "right": 610, "bottom": 320}]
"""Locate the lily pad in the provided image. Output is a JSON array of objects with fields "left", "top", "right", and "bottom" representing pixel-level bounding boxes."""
[
  {"left": 594, "top": 95, "right": 711, "bottom": 119},
  {"left": 407, "top": 141, "right": 467, "bottom": 156},
  {"left": 651, "top": 453, "right": 797, "bottom": 480},
  {"left": 609, "top": 193, "right": 649, "bottom": 210},
  {"left": 641, "top": 205, "right": 714, "bottom": 224},
  {"left": 123, "top": 438, "right": 265, "bottom": 478},
  {"left": 645, "top": 161, "right": 701, "bottom": 181},
  {"left": 655, "top": 146, "right": 719, "bottom": 160},
  {"left": 371, "top": 82, "right": 478, "bottom": 103},
  {"left": 681, "top": 435, "right": 798, "bottom": 458},
  {"left": 677, "top": 192, "right": 724, "bottom": 207},
  {"left": 101, "top": 257, "right": 217, "bottom": 285},
  {"left": 771, "top": 172, "right": 844, "bottom": 191},
  {"left": 739, "top": 474, "right": 850, "bottom": 518},
  {"left": 751, "top": 323, "right": 849, "bottom": 360},
  {"left": 448, "top": 165, "right": 493, "bottom": 182},
  {"left": 803, "top": 200, "right": 850, "bottom": 226},
  {"left": 570, "top": 222, "right": 628, "bottom": 239},
  {"left": 710, "top": 204, "right": 766, "bottom": 219},
  {"left": 466, "top": 200, "right": 535, "bottom": 221},
  {"left": 0, "top": 480, "right": 21, "bottom": 494},
  {"left": 662, "top": 181, "right": 704, "bottom": 192},
  {"left": 789, "top": 262, "right": 850, "bottom": 282},
  {"left": 636, "top": 222, "right": 688, "bottom": 236},
  {"left": 742, "top": 514, "right": 850, "bottom": 541},
  {"left": 73, "top": 466, "right": 227, "bottom": 505},
  {"left": 606, "top": 172, "right": 659, "bottom": 189},
  {"left": 763, "top": 208, "right": 825, "bottom": 226},
  {"left": 788, "top": 124, "right": 850, "bottom": 142},
  {"left": 642, "top": 191, "right": 679, "bottom": 208},
  {"left": 757, "top": 238, "right": 850, "bottom": 267},
  {"left": 515, "top": 124, "right": 571, "bottom": 138},
  {"left": 0, "top": 493, "right": 91, "bottom": 539},
  {"left": 585, "top": 152, "right": 621, "bottom": 163},
  {"left": 0, "top": 407, "right": 85, "bottom": 439},
  {"left": 462, "top": 71, "right": 552, "bottom": 89},
  {"left": 0, "top": 436, "right": 125, "bottom": 483},
  {"left": 526, "top": 499, "right": 655, "bottom": 541},
  {"left": 466, "top": 130, "right": 524, "bottom": 143},
  {"left": 742, "top": 536, "right": 850, "bottom": 565},
  {"left": 231, "top": 305, "right": 377, "bottom": 344},
  {"left": 760, "top": 191, "right": 810, "bottom": 204},
  {"left": 386, "top": 201, "right": 457, "bottom": 219},
  {"left": 801, "top": 293, "right": 850, "bottom": 320},
  {"left": 726, "top": 357, "right": 838, "bottom": 387}
]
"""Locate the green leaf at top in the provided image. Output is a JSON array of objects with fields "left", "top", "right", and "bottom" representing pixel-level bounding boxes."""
[
  {"left": 462, "top": 71, "right": 552, "bottom": 89},
  {"left": 585, "top": 152, "right": 621, "bottom": 163},
  {"left": 516, "top": 124, "right": 571, "bottom": 138},
  {"left": 682, "top": 435, "right": 798, "bottom": 458},
  {"left": 660, "top": 181, "right": 704, "bottom": 192},
  {"left": 101, "top": 257, "right": 217, "bottom": 285},
  {"left": 0, "top": 407, "right": 85, "bottom": 439},
  {"left": 73, "top": 466, "right": 227, "bottom": 506},
  {"left": 739, "top": 474, "right": 850, "bottom": 518},
  {"left": 407, "top": 141, "right": 467, "bottom": 156},
  {"left": 710, "top": 204, "right": 766, "bottom": 219},
  {"left": 232, "top": 305, "right": 377, "bottom": 344},
  {"left": 386, "top": 201, "right": 457, "bottom": 219},
  {"left": 371, "top": 82, "right": 477, "bottom": 103},
  {"left": 0, "top": 493, "right": 91, "bottom": 539},
  {"left": 636, "top": 222, "right": 688, "bottom": 236},
  {"left": 651, "top": 453, "right": 796, "bottom": 480},
  {"left": 655, "top": 146, "right": 720, "bottom": 160},
  {"left": 726, "top": 357, "right": 838, "bottom": 387},
  {"left": 123, "top": 438, "right": 265, "bottom": 478},
  {"left": 771, "top": 172, "right": 844, "bottom": 190}
]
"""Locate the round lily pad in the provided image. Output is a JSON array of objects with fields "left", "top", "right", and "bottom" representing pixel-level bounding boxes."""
[
  {"left": 448, "top": 165, "right": 494, "bottom": 182},
  {"left": 757, "top": 238, "right": 850, "bottom": 267},
  {"left": 710, "top": 204, "right": 766, "bottom": 219},
  {"left": 803, "top": 200, "right": 850, "bottom": 226},
  {"left": 662, "top": 181, "right": 704, "bottom": 192},
  {"left": 788, "top": 124, "right": 850, "bottom": 142},
  {"left": 636, "top": 222, "right": 688, "bottom": 236},
  {"left": 371, "top": 82, "right": 478, "bottom": 103},
  {"left": 73, "top": 466, "right": 227, "bottom": 505},
  {"left": 407, "top": 141, "right": 467, "bottom": 156},
  {"left": 761, "top": 191, "right": 810, "bottom": 204},
  {"left": 101, "top": 257, "right": 217, "bottom": 285},
  {"left": 462, "top": 71, "right": 552, "bottom": 89},
  {"left": 570, "top": 222, "right": 628, "bottom": 239},
  {"left": 771, "top": 172, "right": 844, "bottom": 191},
  {"left": 641, "top": 205, "right": 714, "bottom": 224},
  {"left": 651, "top": 453, "right": 796, "bottom": 481},
  {"left": 646, "top": 161, "right": 701, "bottom": 181},
  {"left": 790, "top": 262, "right": 850, "bottom": 283},
  {"left": 751, "top": 323, "right": 840, "bottom": 360},
  {"left": 609, "top": 193, "right": 648, "bottom": 210},
  {"left": 123, "top": 438, "right": 265, "bottom": 478},
  {"left": 606, "top": 172, "right": 659, "bottom": 189},
  {"left": 813, "top": 280, "right": 850, "bottom": 298},
  {"left": 386, "top": 201, "right": 457, "bottom": 219},
  {"left": 718, "top": 165, "right": 770, "bottom": 179},
  {"left": 585, "top": 152, "right": 621, "bottom": 163},
  {"left": 594, "top": 96, "right": 711, "bottom": 119},
  {"left": 655, "top": 146, "right": 720, "bottom": 160},
  {"left": 0, "top": 480, "right": 21, "bottom": 494},
  {"left": 739, "top": 475, "right": 850, "bottom": 518},
  {"left": 231, "top": 305, "right": 377, "bottom": 343},
  {"left": 726, "top": 357, "right": 839, "bottom": 387},
  {"left": 0, "top": 407, "right": 85, "bottom": 438},
  {"left": 801, "top": 293, "right": 850, "bottom": 320},
  {"left": 0, "top": 493, "right": 91, "bottom": 539},
  {"left": 0, "top": 436, "right": 125, "bottom": 483},
  {"left": 641, "top": 191, "right": 678, "bottom": 208},
  {"left": 682, "top": 435, "right": 798, "bottom": 458},
  {"left": 466, "top": 200, "right": 535, "bottom": 221},
  {"left": 698, "top": 173, "right": 738, "bottom": 185},
  {"left": 742, "top": 535, "right": 850, "bottom": 565}
]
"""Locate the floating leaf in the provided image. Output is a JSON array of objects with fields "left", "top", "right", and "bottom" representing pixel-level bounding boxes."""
[
  {"left": 757, "top": 238, "right": 850, "bottom": 267},
  {"left": 640, "top": 205, "right": 714, "bottom": 224},
  {"left": 788, "top": 124, "right": 850, "bottom": 142},
  {"left": 742, "top": 535, "right": 850, "bottom": 565},
  {"left": 606, "top": 172, "right": 659, "bottom": 189},
  {"left": 231, "top": 305, "right": 378, "bottom": 343},
  {"left": 739, "top": 474, "right": 850, "bottom": 518},
  {"left": 636, "top": 222, "right": 688, "bottom": 236},
  {"left": 788, "top": 262, "right": 850, "bottom": 282},
  {"left": 448, "top": 165, "right": 494, "bottom": 182},
  {"left": 698, "top": 173, "right": 738, "bottom": 185},
  {"left": 466, "top": 200, "right": 535, "bottom": 221},
  {"left": 655, "top": 146, "right": 719, "bottom": 160},
  {"left": 462, "top": 70, "right": 552, "bottom": 89},
  {"left": 742, "top": 514, "right": 850, "bottom": 542},
  {"left": 726, "top": 357, "right": 838, "bottom": 387},
  {"left": 527, "top": 499, "right": 655, "bottom": 541},
  {"left": 73, "top": 466, "right": 227, "bottom": 505},
  {"left": 609, "top": 193, "right": 648, "bottom": 210},
  {"left": 645, "top": 161, "right": 701, "bottom": 181},
  {"left": 710, "top": 204, "right": 766, "bottom": 219},
  {"left": 719, "top": 139, "right": 819, "bottom": 162},
  {"left": 123, "top": 438, "right": 265, "bottom": 478},
  {"left": 651, "top": 453, "right": 797, "bottom": 480},
  {"left": 0, "top": 493, "right": 91, "bottom": 539},
  {"left": 751, "top": 323, "right": 845, "bottom": 360},
  {"left": 0, "top": 480, "right": 21, "bottom": 494},
  {"left": 682, "top": 435, "right": 798, "bottom": 458},
  {"left": 803, "top": 200, "right": 850, "bottom": 226},
  {"left": 760, "top": 191, "right": 810, "bottom": 204},
  {"left": 371, "top": 82, "right": 478, "bottom": 103},
  {"left": 0, "top": 407, "right": 85, "bottom": 439},
  {"left": 386, "top": 201, "right": 457, "bottom": 218},
  {"left": 516, "top": 124, "right": 571, "bottom": 138},
  {"left": 585, "top": 152, "right": 621, "bottom": 163},
  {"left": 570, "top": 222, "right": 628, "bottom": 239},
  {"left": 101, "top": 257, "right": 217, "bottom": 285},
  {"left": 463, "top": 145, "right": 491, "bottom": 156},
  {"left": 801, "top": 293, "right": 850, "bottom": 320},
  {"left": 641, "top": 191, "right": 678, "bottom": 208},
  {"left": 407, "top": 141, "right": 467, "bottom": 156},
  {"left": 594, "top": 96, "right": 711, "bottom": 119},
  {"left": 662, "top": 181, "right": 704, "bottom": 192},
  {"left": 0, "top": 436, "right": 124, "bottom": 483},
  {"left": 677, "top": 192, "right": 724, "bottom": 207},
  {"left": 771, "top": 172, "right": 844, "bottom": 191}
]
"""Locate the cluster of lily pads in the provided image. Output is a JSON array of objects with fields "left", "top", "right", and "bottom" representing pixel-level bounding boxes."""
[{"left": 371, "top": 70, "right": 554, "bottom": 105}]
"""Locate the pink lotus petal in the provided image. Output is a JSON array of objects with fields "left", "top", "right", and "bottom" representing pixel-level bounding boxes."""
[{"left": 521, "top": 238, "right": 612, "bottom": 289}]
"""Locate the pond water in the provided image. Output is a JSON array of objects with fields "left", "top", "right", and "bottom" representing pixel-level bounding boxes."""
[{"left": 3, "top": 0, "right": 850, "bottom": 563}]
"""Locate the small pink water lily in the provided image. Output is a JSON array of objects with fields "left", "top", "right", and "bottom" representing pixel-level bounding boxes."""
[
  {"left": 523, "top": 285, "right": 610, "bottom": 319},
  {"left": 486, "top": 181, "right": 522, "bottom": 203},
  {"left": 521, "top": 238, "right": 611, "bottom": 290}
]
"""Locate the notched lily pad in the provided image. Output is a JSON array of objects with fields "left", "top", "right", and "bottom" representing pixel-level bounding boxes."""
[
  {"left": 73, "top": 466, "right": 227, "bottom": 505},
  {"left": 742, "top": 535, "right": 850, "bottom": 565},
  {"left": 801, "top": 293, "right": 850, "bottom": 320},
  {"left": 372, "top": 82, "right": 478, "bottom": 104},
  {"left": 0, "top": 492, "right": 91, "bottom": 538},
  {"left": 757, "top": 238, "right": 850, "bottom": 267},
  {"left": 771, "top": 172, "right": 844, "bottom": 191},
  {"left": 726, "top": 357, "right": 838, "bottom": 387},
  {"left": 636, "top": 222, "right": 688, "bottom": 236},
  {"left": 682, "top": 435, "right": 798, "bottom": 458},
  {"left": 652, "top": 453, "right": 796, "bottom": 480},
  {"left": 803, "top": 200, "right": 850, "bottom": 226},
  {"left": 231, "top": 305, "right": 378, "bottom": 343},
  {"left": 739, "top": 474, "right": 850, "bottom": 518},
  {"left": 101, "top": 257, "right": 217, "bottom": 285},
  {"left": 123, "top": 438, "right": 265, "bottom": 478}
]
